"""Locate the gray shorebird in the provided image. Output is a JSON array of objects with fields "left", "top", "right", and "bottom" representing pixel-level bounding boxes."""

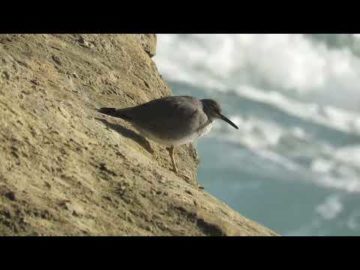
[{"left": 98, "top": 96, "right": 238, "bottom": 174}]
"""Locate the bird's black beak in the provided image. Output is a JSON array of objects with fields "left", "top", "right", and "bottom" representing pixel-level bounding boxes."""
[{"left": 219, "top": 113, "right": 239, "bottom": 129}]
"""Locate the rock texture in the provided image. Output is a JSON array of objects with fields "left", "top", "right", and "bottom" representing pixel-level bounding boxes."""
[{"left": 0, "top": 34, "right": 277, "bottom": 236}]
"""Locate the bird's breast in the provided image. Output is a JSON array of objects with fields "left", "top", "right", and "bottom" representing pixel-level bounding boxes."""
[
  {"left": 197, "top": 122, "right": 213, "bottom": 137},
  {"left": 133, "top": 116, "right": 213, "bottom": 147},
  {"left": 158, "top": 122, "right": 213, "bottom": 147}
]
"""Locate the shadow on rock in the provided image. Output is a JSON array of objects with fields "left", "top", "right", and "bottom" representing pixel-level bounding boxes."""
[{"left": 95, "top": 117, "right": 154, "bottom": 154}]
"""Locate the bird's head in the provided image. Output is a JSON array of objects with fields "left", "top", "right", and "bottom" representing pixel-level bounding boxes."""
[{"left": 201, "top": 99, "right": 238, "bottom": 129}]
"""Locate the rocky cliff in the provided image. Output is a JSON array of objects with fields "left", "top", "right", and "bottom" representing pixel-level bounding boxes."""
[{"left": 0, "top": 34, "right": 276, "bottom": 236}]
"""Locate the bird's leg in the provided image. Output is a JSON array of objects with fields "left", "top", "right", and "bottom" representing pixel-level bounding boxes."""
[
  {"left": 167, "top": 146, "right": 178, "bottom": 173},
  {"left": 166, "top": 146, "right": 202, "bottom": 189}
]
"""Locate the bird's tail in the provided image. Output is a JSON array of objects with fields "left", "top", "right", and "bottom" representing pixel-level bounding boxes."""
[{"left": 98, "top": 107, "right": 132, "bottom": 120}]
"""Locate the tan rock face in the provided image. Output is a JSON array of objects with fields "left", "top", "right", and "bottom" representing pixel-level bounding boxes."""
[
  {"left": 0, "top": 34, "right": 277, "bottom": 236},
  {"left": 136, "top": 34, "right": 157, "bottom": 57}
]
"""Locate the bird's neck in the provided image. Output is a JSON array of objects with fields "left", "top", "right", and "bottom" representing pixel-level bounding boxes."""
[{"left": 196, "top": 119, "right": 212, "bottom": 133}]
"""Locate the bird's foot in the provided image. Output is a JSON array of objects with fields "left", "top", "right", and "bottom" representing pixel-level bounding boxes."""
[
  {"left": 171, "top": 166, "right": 178, "bottom": 174},
  {"left": 171, "top": 168, "right": 204, "bottom": 189},
  {"left": 179, "top": 170, "right": 201, "bottom": 186},
  {"left": 180, "top": 171, "right": 192, "bottom": 182}
]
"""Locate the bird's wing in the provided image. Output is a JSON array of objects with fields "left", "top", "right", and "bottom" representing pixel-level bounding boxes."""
[{"left": 128, "top": 96, "right": 208, "bottom": 136}]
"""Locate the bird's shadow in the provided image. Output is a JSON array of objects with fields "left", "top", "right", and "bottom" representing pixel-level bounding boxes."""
[{"left": 95, "top": 117, "right": 154, "bottom": 154}]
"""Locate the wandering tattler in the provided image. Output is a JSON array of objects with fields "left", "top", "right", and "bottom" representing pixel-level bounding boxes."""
[{"left": 98, "top": 96, "right": 238, "bottom": 174}]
